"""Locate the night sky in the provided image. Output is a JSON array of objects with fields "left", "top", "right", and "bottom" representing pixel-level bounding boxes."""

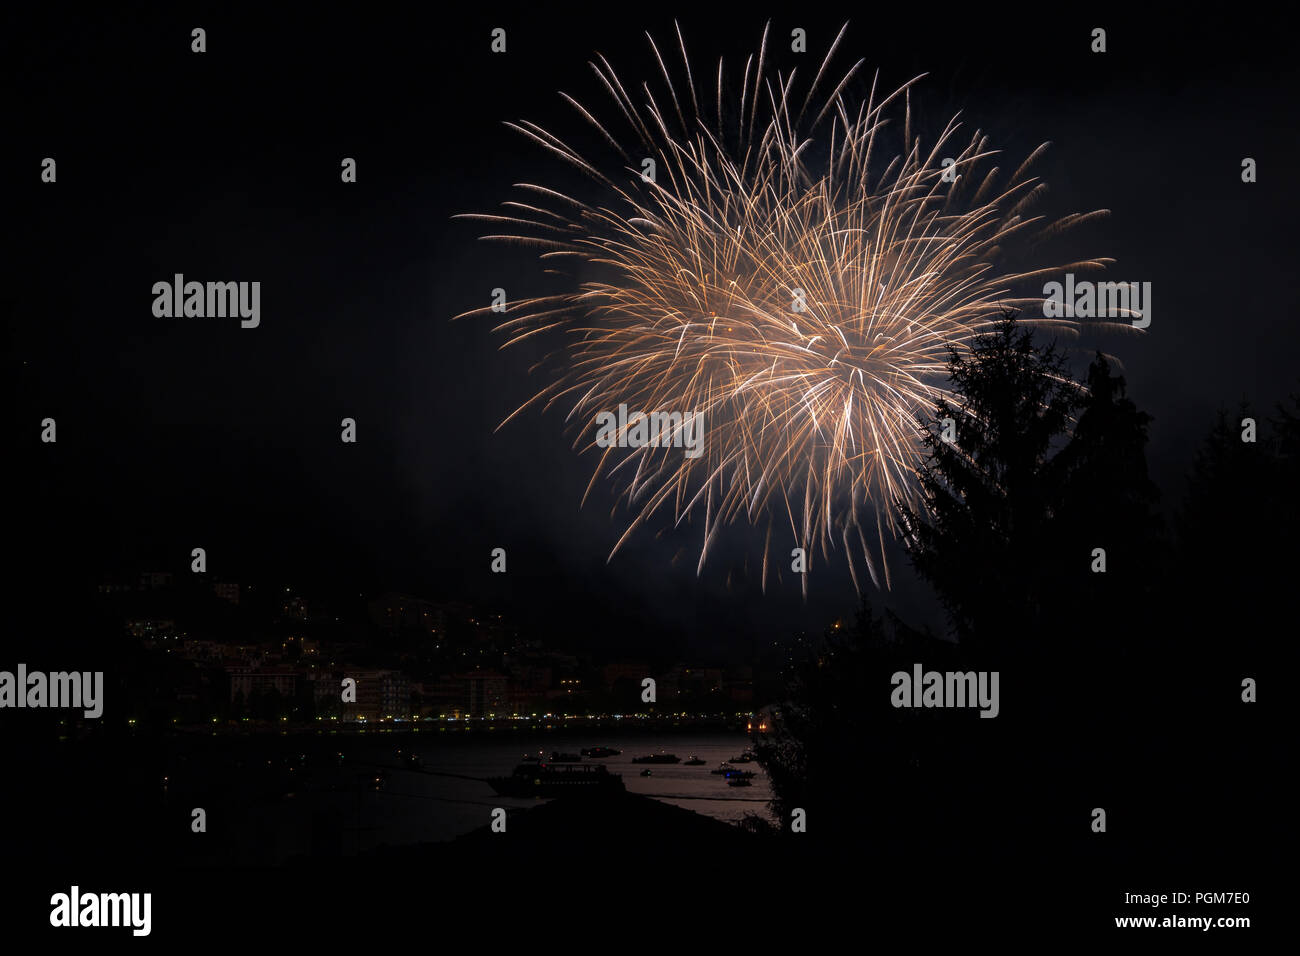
[{"left": 9, "top": 6, "right": 1298, "bottom": 655}]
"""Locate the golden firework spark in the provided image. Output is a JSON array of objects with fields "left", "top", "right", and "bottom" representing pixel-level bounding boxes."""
[{"left": 456, "top": 21, "right": 1127, "bottom": 593}]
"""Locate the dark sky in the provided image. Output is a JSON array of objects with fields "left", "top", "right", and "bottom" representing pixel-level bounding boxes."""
[{"left": 8, "top": 6, "right": 1298, "bottom": 656}]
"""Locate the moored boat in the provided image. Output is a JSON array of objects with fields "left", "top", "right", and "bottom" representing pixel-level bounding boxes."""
[
  {"left": 631, "top": 753, "right": 681, "bottom": 764},
  {"left": 397, "top": 749, "right": 422, "bottom": 770}
]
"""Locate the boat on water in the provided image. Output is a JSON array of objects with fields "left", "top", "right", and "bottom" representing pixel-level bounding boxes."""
[
  {"left": 724, "top": 769, "right": 756, "bottom": 780},
  {"left": 710, "top": 765, "right": 734, "bottom": 775},
  {"left": 397, "top": 750, "right": 422, "bottom": 770},
  {"left": 728, "top": 753, "right": 756, "bottom": 764},
  {"left": 549, "top": 751, "right": 582, "bottom": 763},
  {"left": 581, "top": 747, "right": 622, "bottom": 758},
  {"left": 631, "top": 753, "right": 681, "bottom": 764},
  {"left": 487, "top": 762, "right": 625, "bottom": 798},
  {"left": 727, "top": 776, "right": 753, "bottom": 787},
  {"left": 684, "top": 756, "right": 706, "bottom": 766},
  {"left": 640, "top": 769, "right": 654, "bottom": 777}
]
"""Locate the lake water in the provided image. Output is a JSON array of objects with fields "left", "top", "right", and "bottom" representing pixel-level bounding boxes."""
[{"left": 193, "top": 730, "right": 772, "bottom": 863}]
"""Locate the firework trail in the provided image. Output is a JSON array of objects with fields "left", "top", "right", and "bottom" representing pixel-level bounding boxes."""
[{"left": 456, "top": 21, "right": 1129, "bottom": 593}]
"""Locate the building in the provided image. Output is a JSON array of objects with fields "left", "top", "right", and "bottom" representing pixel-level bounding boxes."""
[
  {"left": 724, "top": 665, "right": 755, "bottom": 704},
  {"left": 547, "top": 677, "right": 585, "bottom": 701},
  {"left": 415, "top": 678, "right": 466, "bottom": 717},
  {"left": 601, "top": 661, "right": 651, "bottom": 690},
  {"left": 304, "top": 671, "right": 341, "bottom": 714},
  {"left": 127, "top": 619, "right": 176, "bottom": 640},
  {"left": 181, "top": 639, "right": 223, "bottom": 662},
  {"left": 367, "top": 592, "right": 449, "bottom": 636},
  {"left": 139, "top": 571, "right": 175, "bottom": 591},
  {"left": 227, "top": 666, "right": 299, "bottom": 702},
  {"left": 466, "top": 672, "right": 509, "bottom": 717},
  {"left": 279, "top": 592, "right": 308, "bottom": 622},
  {"left": 344, "top": 669, "right": 412, "bottom": 720}
]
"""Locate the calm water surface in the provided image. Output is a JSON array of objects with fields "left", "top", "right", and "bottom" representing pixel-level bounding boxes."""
[{"left": 202, "top": 730, "right": 772, "bottom": 862}]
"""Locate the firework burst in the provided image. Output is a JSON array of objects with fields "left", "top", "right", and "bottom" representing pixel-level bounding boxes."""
[{"left": 456, "top": 21, "right": 1127, "bottom": 593}]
